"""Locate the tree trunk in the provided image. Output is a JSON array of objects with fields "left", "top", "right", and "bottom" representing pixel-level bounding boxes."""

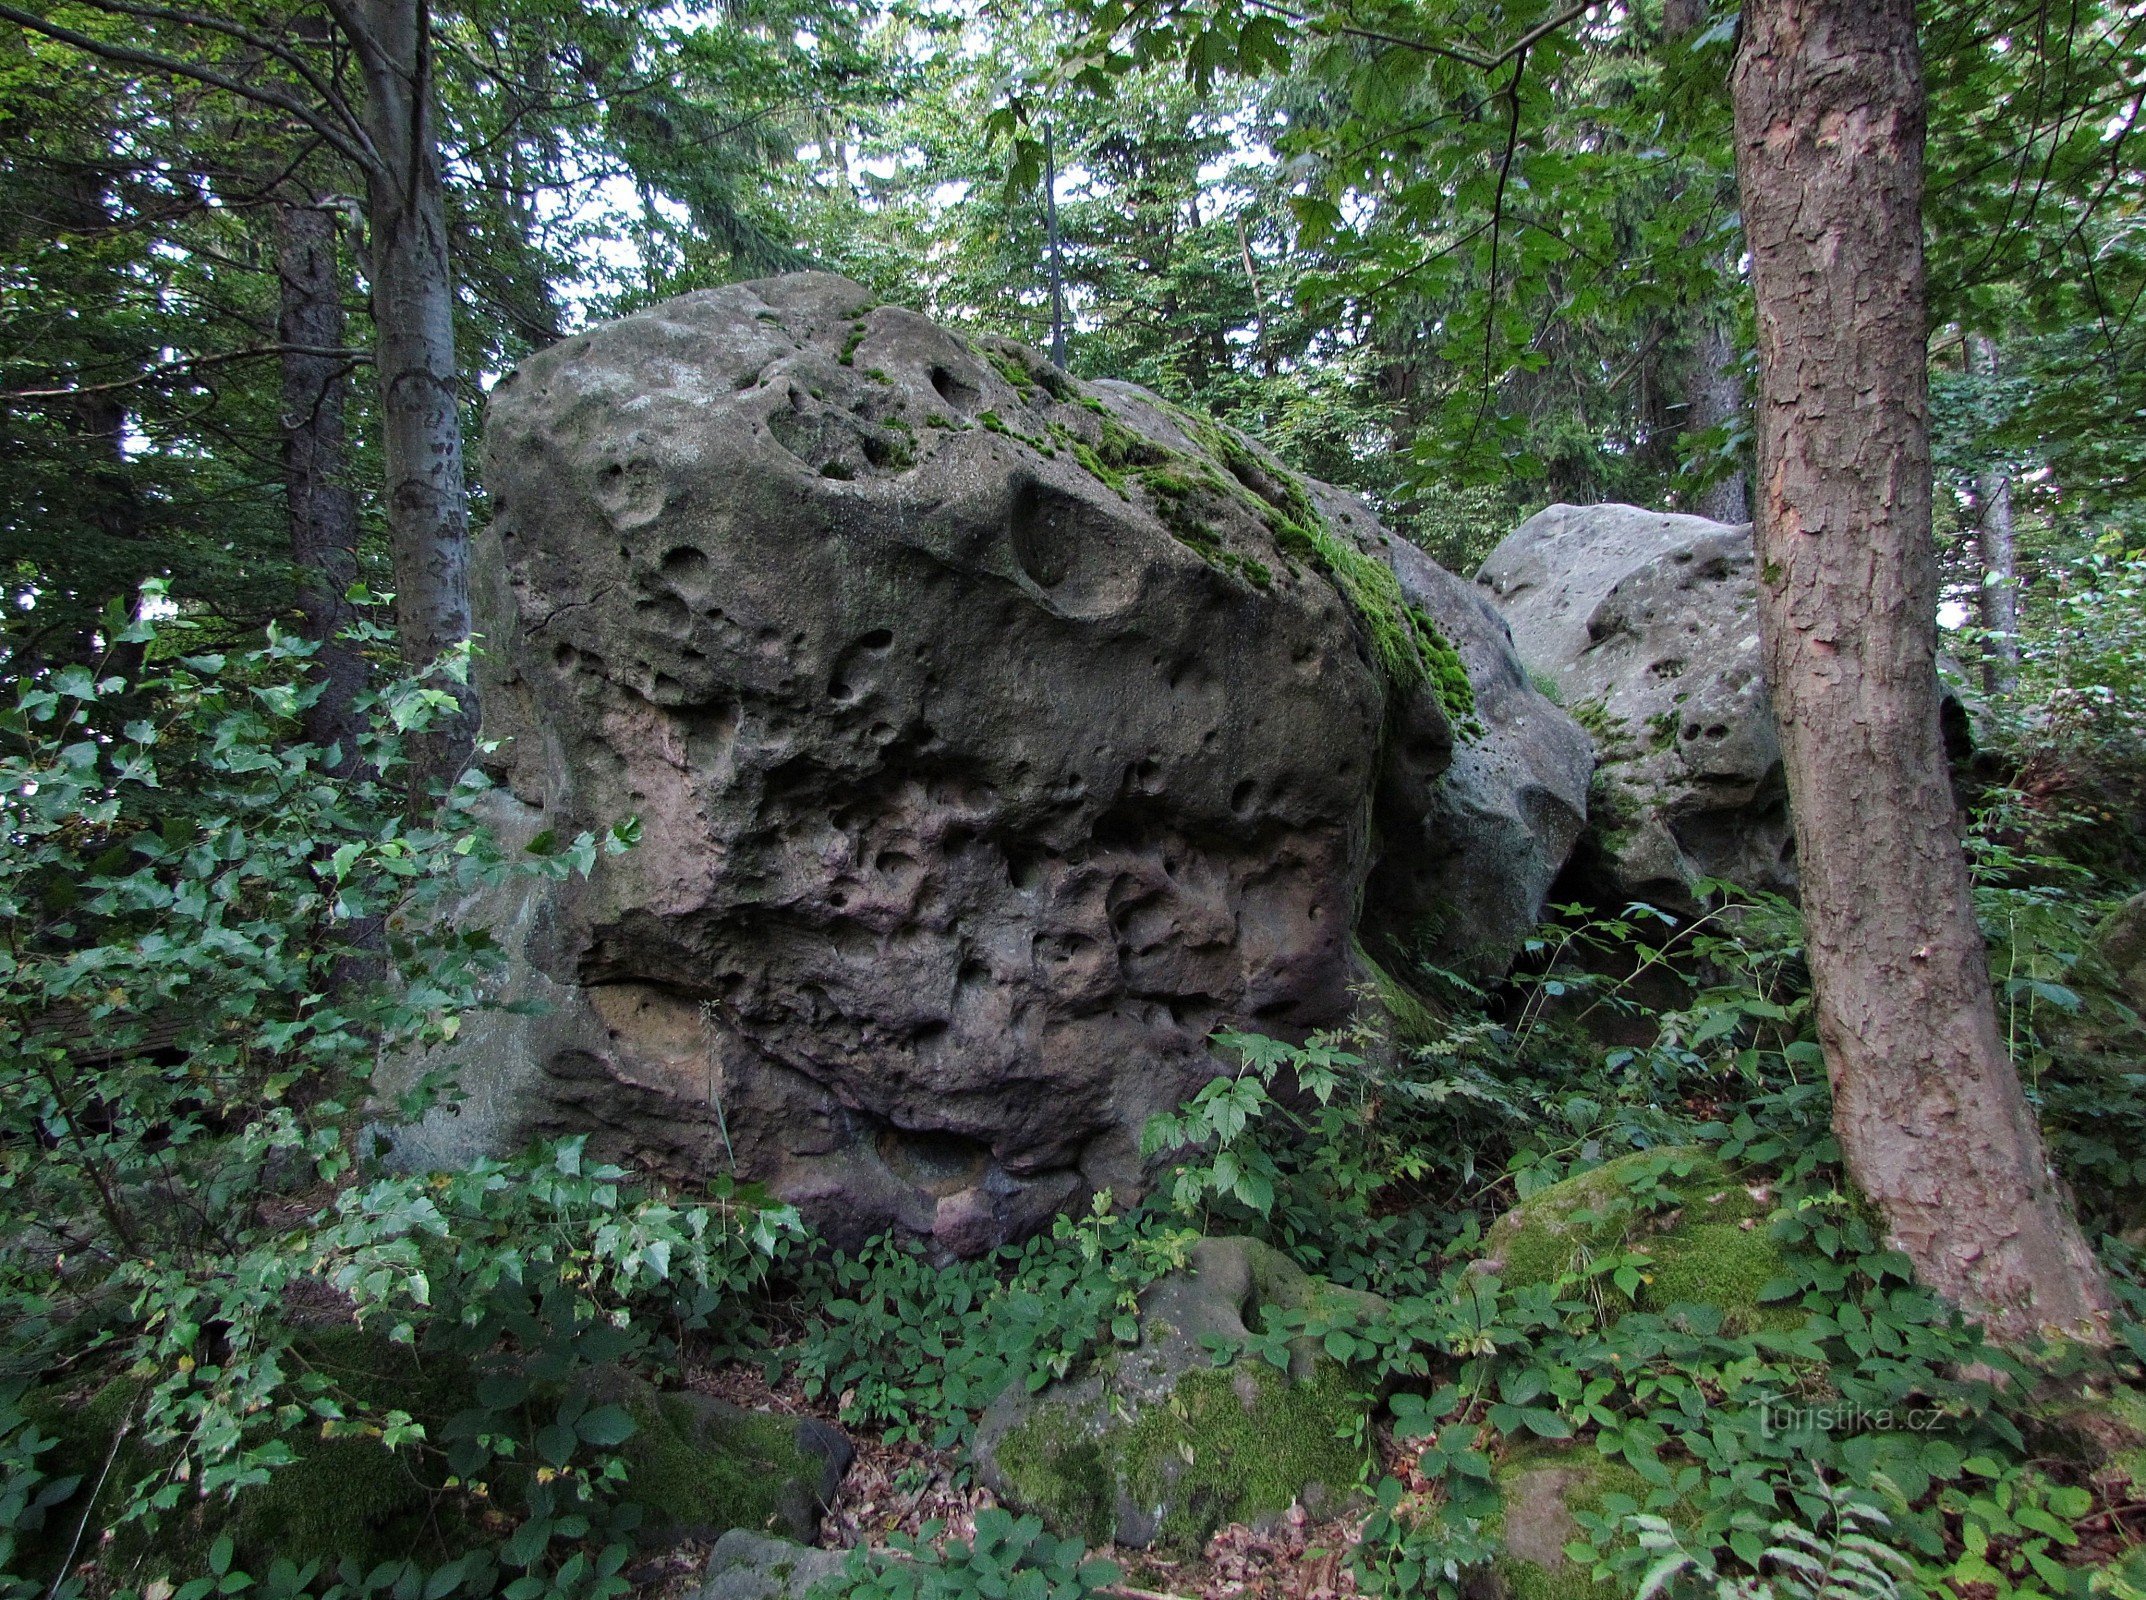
[
  {"left": 351, "top": 0, "right": 474, "bottom": 781},
  {"left": 1045, "top": 123, "right": 1067, "bottom": 369},
  {"left": 1686, "top": 317, "right": 1749, "bottom": 524},
  {"left": 276, "top": 199, "right": 369, "bottom": 767},
  {"left": 1967, "top": 333, "right": 2021, "bottom": 695},
  {"left": 1665, "top": 0, "right": 1749, "bottom": 526},
  {"left": 1731, "top": 0, "right": 2109, "bottom": 1342}
]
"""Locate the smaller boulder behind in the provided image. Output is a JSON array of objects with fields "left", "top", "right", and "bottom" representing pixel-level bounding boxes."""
[{"left": 973, "top": 1237, "right": 1379, "bottom": 1552}]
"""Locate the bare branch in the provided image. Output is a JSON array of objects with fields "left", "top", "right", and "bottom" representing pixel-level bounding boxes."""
[{"left": 8, "top": 345, "right": 371, "bottom": 401}]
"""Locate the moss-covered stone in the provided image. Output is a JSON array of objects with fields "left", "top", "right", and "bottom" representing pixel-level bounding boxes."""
[
  {"left": 1480, "top": 1444, "right": 1655, "bottom": 1600},
  {"left": 1352, "top": 940, "right": 1448, "bottom": 1050},
  {"left": 974, "top": 1238, "right": 1377, "bottom": 1554},
  {"left": 1480, "top": 1148, "right": 1794, "bottom": 1334},
  {"left": 629, "top": 1387, "right": 845, "bottom": 1543}
]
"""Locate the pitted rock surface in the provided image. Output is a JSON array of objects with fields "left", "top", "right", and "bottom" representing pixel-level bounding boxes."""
[
  {"left": 1477, "top": 503, "right": 1791, "bottom": 906},
  {"left": 384, "top": 273, "right": 1584, "bottom": 1250}
]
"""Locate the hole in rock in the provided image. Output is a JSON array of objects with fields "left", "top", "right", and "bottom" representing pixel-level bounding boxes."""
[
  {"left": 661, "top": 547, "right": 709, "bottom": 585},
  {"left": 857, "top": 627, "right": 895, "bottom": 652},
  {"left": 1008, "top": 479, "right": 1076, "bottom": 590},
  {"left": 877, "top": 1125, "right": 991, "bottom": 1197},
  {"left": 930, "top": 364, "right": 980, "bottom": 412}
]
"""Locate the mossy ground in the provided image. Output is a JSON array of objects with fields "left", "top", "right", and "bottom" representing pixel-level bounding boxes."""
[
  {"left": 992, "top": 1359, "right": 1369, "bottom": 1556},
  {"left": 13, "top": 1331, "right": 819, "bottom": 1585},
  {"left": 1486, "top": 1148, "right": 1796, "bottom": 1334},
  {"left": 18, "top": 1331, "right": 477, "bottom": 1583}
]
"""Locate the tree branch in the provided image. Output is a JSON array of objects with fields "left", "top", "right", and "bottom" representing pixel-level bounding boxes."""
[
  {"left": 0, "top": 1, "right": 382, "bottom": 177},
  {"left": 36, "top": 0, "right": 374, "bottom": 160},
  {"left": 8, "top": 345, "right": 371, "bottom": 401}
]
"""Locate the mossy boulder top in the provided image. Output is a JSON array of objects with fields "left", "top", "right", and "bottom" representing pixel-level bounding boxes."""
[
  {"left": 381, "top": 271, "right": 1590, "bottom": 1254},
  {"left": 972, "top": 1235, "right": 1381, "bottom": 1553},
  {"left": 1478, "top": 1147, "right": 1791, "bottom": 1332}
]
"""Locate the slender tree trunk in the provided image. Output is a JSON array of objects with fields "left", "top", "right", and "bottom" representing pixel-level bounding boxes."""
[
  {"left": 1967, "top": 333, "right": 2021, "bottom": 695},
  {"left": 1044, "top": 123, "right": 1067, "bottom": 369},
  {"left": 1665, "top": 0, "right": 1749, "bottom": 525},
  {"left": 1731, "top": 0, "right": 2109, "bottom": 1342},
  {"left": 350, "top": 0, "right": 473, "bottom": 781},
  {"left": 1686, "top": 317, "right": 1749, "bottom": 523},
  {"left": 276, "top": 200, "right": 368, "bottom": 766}
]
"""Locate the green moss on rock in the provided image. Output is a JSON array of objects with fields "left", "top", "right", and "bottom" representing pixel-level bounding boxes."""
[
  {"left": 1483, "top": 1444, "right": 1654, "bottom": 1600},
  {"left": 992, "top": 1360, "right": 1367, "bottom": 1557},
  {"left": 630, "top": 1390, "right": 827, "bottom": 1542},
  {"left": 1481, "top": 1148, "right": 1794, "bottom": 1334},
  {"left": 978, "top": 1238, "right": 1378, "bottom": 1555}
]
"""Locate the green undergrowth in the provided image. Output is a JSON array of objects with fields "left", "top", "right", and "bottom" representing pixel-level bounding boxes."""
[{"left": 783, "top": 1200, "right": 1199, "bottom": 1453}]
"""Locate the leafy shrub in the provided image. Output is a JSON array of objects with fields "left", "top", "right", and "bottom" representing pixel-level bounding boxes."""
[
  {"left": 816, "top": 1507, "right": 1118, "bottom": 1600},
  {"left": 0, "top": 601, "right": 796, "bottom": 1600},
  {"left": 787, "top": 1197, "right": 1195, "bottom": 1449}
]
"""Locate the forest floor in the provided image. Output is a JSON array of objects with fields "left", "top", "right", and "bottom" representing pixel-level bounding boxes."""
[{"left": 627, "top": 1357, "right": 1385, "bottom": 1600}]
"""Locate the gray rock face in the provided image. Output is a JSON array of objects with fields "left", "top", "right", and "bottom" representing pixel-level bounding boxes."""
[
  {"left": 1369, "top": 537, "right": 1592, "bottom": 971},
  {"left": 384, "top": 273, "right": 1584, "bottom": 1250},
  {"left": 1477, "top": 504, "right": 1791, "bottom": 906},
  {"left": 698, "top": 1532, "right": 852, "bottom": 1600}
]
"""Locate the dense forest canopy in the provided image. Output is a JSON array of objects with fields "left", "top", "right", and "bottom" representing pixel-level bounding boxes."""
[{"left": 9, "top": 0, "right": 2146, "bottom": 1597}]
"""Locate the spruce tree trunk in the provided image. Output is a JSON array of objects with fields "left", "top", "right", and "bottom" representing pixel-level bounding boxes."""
[
  {"left": 1968, "top": 333, "right": 2021, "bottom": 695},
  {"left": 1664, "top": 0, "right": 1748, "bottom": 526},
  {"left": 351, "top": 0, "right": 474, "bottom": 781},
  {"left": 1686, "top": 317, "right": 1749, "bottom": 524},
  {"left": 1730, "top": 0, "right": 2109, "bottom": 1343},
  {"left": 276, "top": 200, "right": 368, "bottom": 767}
]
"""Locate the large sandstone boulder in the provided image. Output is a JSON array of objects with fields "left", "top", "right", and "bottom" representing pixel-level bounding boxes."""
[
  {"left": 1478, "top": 504, "right": 1788, "bottom": 907},
  {"left": 383, "top": 273, "right": 1585, "bottom": 1251}
]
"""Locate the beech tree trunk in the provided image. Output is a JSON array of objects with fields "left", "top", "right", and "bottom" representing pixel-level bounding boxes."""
[
  {"left": 1730, "top": 0, "right": 2110, "bottom": 1343},
  {"left": 351, "top": 0, "right": 474, "bottom": 780},
  {"left": 1968, "top": 333, "right": 2021, "bottom": 695},
  {"left": 276, "top": 200, "right": 368, "bottom": 767}
]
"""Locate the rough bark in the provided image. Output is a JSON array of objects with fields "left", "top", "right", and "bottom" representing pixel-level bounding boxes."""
[
  {"left": 1968, "top": 333, "right": 2021, "bottom": 696},
  {"left": 1731, "top": 0, "right": 2110, "bottom": 1341},
  {"left": 276, "top": 200, "right": 368, "bottom": 766},
  {"left": 350, "top": 0, "right": 474, "bottom": 780}
]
